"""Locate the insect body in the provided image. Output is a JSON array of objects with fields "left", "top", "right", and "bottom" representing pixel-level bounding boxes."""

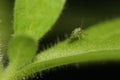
[{"left": 70, "top": 27, "right": 83, "bottom": 40}]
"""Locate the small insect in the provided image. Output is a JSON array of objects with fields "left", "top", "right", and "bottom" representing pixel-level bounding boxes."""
[{"left": 70, "top": 27, "right": 84, "bottom": 40}]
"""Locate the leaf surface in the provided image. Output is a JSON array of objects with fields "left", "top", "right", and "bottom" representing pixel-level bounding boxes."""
[{"left": 14, "top": 0, "right": 66, "bottom": 41}]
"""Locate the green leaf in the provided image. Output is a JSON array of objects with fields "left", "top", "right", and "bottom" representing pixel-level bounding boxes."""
[
  {"left": 14, "top": 0, "right": 66, "bottom": 41},
  {"left": 7, "top": 36, "right": 37, "bottom": 71},
  {"left": 9, "top": 18, "right": 120, "bottom": 80}
]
